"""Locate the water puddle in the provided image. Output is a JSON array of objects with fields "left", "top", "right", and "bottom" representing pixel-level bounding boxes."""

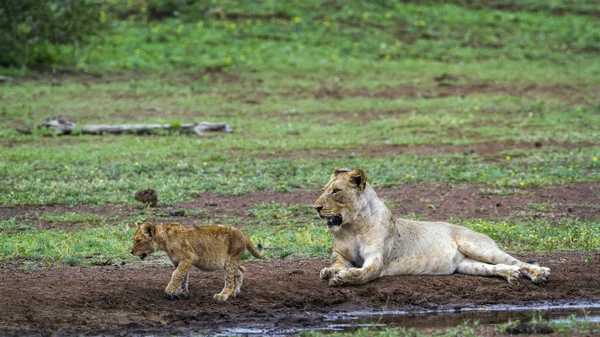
[{"left": 219, "top": 301, "right": 600, "bottom": 336}]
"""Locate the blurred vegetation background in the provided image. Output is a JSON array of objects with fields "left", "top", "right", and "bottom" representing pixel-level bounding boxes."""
[{"left": 1, "top": 0, "right": 598, "bottom": 72}]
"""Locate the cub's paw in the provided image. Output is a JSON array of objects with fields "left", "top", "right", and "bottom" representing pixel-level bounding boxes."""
[
  {"left": 320, "top": 267, "right": 340, "bottom": 280},
  {"left": 165, "top": 288, "right": 188, "bottom": 299},
  {"left": 214, "top": 293, "right": 230, "bottom": 302}
]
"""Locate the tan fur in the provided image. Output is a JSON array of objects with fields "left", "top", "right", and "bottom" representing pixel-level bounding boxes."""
[
  {"left": 313, "top": 168, "right": 550, "bottom": 286},
  {"left": 130, "top": 222, "right": 264, "bottom": 301}
]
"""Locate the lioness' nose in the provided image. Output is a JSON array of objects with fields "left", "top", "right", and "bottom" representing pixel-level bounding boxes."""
[{"left": 313, "top": 205, "right": 323, "bottom": 212}]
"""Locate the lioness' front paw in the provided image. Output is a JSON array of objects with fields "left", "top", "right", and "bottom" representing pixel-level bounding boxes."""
[
  {"left": 214, "top": 293, "right": 230, "bottom": 302},
  {"left": 320, "top": 267, "right": 340, "bottom": 280},
  {"left": 328, "top": 268, "right": 349, "bottom": 286}
]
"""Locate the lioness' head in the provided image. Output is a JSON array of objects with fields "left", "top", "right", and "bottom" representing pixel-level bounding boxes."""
[
  {"left": 130, "top": 222, "right": 157, "bottom": 260},
  {"left": 313, "top": 168, "right": 367, "bottom": 232}
]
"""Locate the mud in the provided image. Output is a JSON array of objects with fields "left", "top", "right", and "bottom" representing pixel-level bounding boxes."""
[{"left": 0, "top": 252, "right": 598, "bottom": 336}]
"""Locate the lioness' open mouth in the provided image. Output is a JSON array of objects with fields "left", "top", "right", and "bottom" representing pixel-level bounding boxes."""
[
  {"left": 327, "top": 215, "right": 342, "bottom": 227},
  {"left": 139, "top": 253, "right": 147, "bottom": 260}
]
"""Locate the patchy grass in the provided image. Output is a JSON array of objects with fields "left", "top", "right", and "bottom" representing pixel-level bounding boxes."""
[
  {"left": 0, "top": 1, "right": 599, "bottom": 272},
  {"left": 2, "top": 203, "right": 598, "bottom": 265},
  {"left": 1, "top": 147, "right": 599, "bottom": 206}
]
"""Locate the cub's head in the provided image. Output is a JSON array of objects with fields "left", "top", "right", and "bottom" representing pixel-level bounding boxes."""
[
  {"left": 313, "top": 168, "right": 367, "bottom": 232},
  {"left": 130, "top": 222, "right": 157, "bottom": 260}
]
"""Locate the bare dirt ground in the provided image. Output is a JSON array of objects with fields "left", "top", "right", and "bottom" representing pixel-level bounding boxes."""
[
  {"left": 0, "top": 252, "right": 599, "bottom": 336},
  {"left": 2, "top": 183, "right": 599, "bottom": 231}
]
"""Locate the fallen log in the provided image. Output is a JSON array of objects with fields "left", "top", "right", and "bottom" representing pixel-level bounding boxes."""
[{"left": 17, "top": 116, "right": 233, "bottom": 137}]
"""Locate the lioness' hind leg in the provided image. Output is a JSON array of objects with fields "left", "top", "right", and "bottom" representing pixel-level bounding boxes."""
[
  {"left": 520, "top": 260, "right": 551, "bottom": 285},
  {"left": 456, "top": 258, "right": 520, "bottom": 283},
  {"left": 456, "top": 233, "right": 550, "bottom": 284},
  {"left": 214, "top": 259, "right": 239, "bottom": 302},
  {"left": 233, "top": 266, "right": 246, "bottom": 297}
]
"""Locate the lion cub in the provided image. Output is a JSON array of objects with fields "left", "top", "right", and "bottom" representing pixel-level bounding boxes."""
[{"left": 130, "top": 222, "right": 264, "bottom": 301}]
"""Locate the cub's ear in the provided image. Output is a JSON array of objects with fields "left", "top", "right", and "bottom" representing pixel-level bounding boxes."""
[
  {"left": 141, "top": 222, "right": 156, "bottom": 238},
  {"left": 347, "top": 169, "right": 367, "bottom": 190},
  {"left": 331, "top": 167, "right": 350, "bottom": 179},
  {"left": 135, "top": 221, "right": 142, "bottom": 230}
]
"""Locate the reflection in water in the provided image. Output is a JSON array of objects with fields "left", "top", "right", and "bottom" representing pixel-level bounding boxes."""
[
  {"left": 219, "top": 302, "right": 600, "bottom": 336},
  {"left": 321, "top": 302, "right": 600, "bottom": 333}
]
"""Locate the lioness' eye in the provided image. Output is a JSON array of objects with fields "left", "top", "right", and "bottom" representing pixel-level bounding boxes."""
[{"left": 331, "top": 188, "right": 340, "bottom": 195}]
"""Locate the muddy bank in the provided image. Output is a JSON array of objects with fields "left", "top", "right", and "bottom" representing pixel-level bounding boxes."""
[{"left": 1, "top": 252, "right": 598, "bottom": 336}]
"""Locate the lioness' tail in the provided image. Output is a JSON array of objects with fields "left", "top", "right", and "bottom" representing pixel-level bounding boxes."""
[{"left": 246, "top": 242, "right": 264, "bottom": 259}]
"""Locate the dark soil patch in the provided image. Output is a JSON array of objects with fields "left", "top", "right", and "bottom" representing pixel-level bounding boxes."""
[
  {"left": 0, "top": 252, "right": 598, "bottom": 336},
  {"left": 183, "top": 182, "right": 600, "bottom": 223},
  {"left": 313, "top": 82, "right": 598, "bottom": 105},
  {"left": 398, "top": 0, "right": 600, "bottom": 18},
  {"left": 2, "top": 183, "right": 598, "bottom": 231},
  {"left": 258, "top": 141, "right": 597, "bottom": 160}
]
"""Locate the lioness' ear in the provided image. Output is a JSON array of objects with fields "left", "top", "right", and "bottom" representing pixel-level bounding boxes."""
[
  {"left": 347, "top": 169, "right": 367, "bottom": 190},
  {"left": 331, "top": 167, "right": 350, "bottom": 179},
  {"left": 141, "top": 222, "right": 156, "bottom": 238}
]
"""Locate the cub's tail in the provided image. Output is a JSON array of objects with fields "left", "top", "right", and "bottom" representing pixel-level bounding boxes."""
[{"left": 246, "top": 242, "right": 264, "bottom": 259}]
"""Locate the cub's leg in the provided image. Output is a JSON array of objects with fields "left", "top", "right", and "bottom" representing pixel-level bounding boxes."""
[
  {"left": 233, "top": 266, "right": 246, "bottom": 297},
  {"left": 456, "top": 258, "right": 520, "bottom": 283},
  {"left": 456, "top": 233, "right": 550, "bottom": 284},
  {"left": 172, "top": 260, "right": 190, "bottom": 296},
  {"left": 214, "top": 259, "right": 239, "bottom": 302},
  {"left": 165, "top": 262, "right": 191, "bottom": 298}
]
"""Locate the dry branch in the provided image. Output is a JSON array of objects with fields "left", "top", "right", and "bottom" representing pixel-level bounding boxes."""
[{"left": 17, "top": 116, "right": 233, "bottom": 137}]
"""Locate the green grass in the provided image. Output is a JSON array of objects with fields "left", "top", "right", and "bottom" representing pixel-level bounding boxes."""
[
  {"left": 70, "top": 1, "right": 599, "bottom": 78},
  {"left": 37, "top": 212, "right": 106, "bottom": 224},
  {"left": 2, "top": 203, "right": 598, "bottom": 264},
  {"left": 1, "top": 148, "right": 598, "bottom": 206},
  {"left": 1, "top": 1, "right": 599, "bottom": 268}
]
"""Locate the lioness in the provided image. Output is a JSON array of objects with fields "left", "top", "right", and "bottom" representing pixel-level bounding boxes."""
[
  {"left": 130, "top": 222, "right": 264, "bottom": 301},
  {"left": 313, "top": 168, "right": 550, "bottom": 286}
]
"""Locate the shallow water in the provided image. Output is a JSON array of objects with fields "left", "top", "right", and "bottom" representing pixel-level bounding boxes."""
[{"left": 221, "top": 301, "right": 600, "bottom": 336}]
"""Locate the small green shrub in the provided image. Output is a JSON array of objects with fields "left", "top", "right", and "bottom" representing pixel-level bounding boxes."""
[{"left": 0, "top": 0, "right": 107, "bottom": 68}]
